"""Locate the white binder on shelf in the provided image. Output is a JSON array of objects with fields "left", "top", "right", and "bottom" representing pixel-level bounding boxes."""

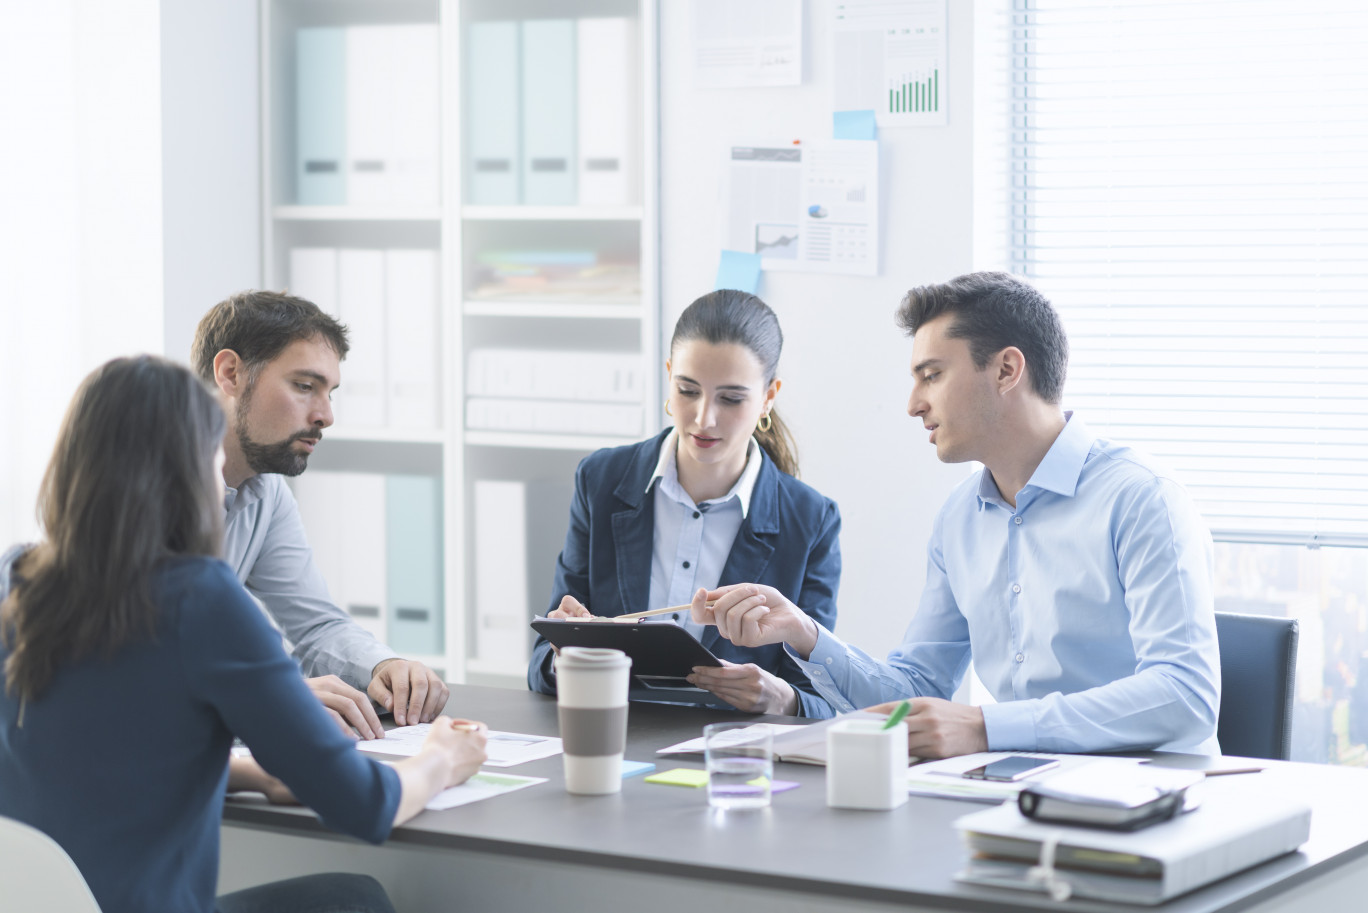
[
  {"left": 295, "top": 27, "right": 347, "bottom": 205},
  {"left": 474, "top": 480, "right": 532, "bottom": 669},
  {"left": 345, "top": 26, "right": 394, "bottom": 205},
  {"left": 288, "top": 248, "right": 339, "bottom": 318},
  {"left": 386, "top": 474, "right": 443, "bottom": 656},
  {"left": 387, "top": 24, "right": 440, "bottom": 205},
  {"left": 384, "top": 249, "right": 440, "bottom": 430},
  {"left": 466, "top": 20, "right": 521, "bottom": 205},
  {"left": 336, "top": 249, "right": 387, "bottom": 428},
  {"left": 576, "top": 17, "right": 635, "bottom": 206},
  {"left": 520, "top": 19, "right": 577, "bottom": 205},
  {"left": 292, "top": 472, "right": 388, "bottom": 644}
]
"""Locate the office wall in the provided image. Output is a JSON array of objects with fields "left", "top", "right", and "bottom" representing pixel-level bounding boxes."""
[
  {"left": 0, "top": 0, "right": 166, "bottom": 546},
  {"left": 659, "top": 1, "right": 976, "bottom": 655},
  {"left": 160, "top": 0, "right": 262, "bottom": 363}
]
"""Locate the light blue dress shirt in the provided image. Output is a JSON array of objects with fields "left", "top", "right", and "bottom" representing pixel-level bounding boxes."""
[
  {"left": 795, "top": 415, "right": 1221, "bottom": 754},
  {"left": 645, "top": 430, "right": 762, "bottom": 637}
]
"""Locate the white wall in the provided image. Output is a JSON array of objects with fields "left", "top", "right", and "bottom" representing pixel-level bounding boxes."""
[
  {"left": 659, "top": 0, "right": 976, "bottom": 655},
  {"left": 0, "top": 0, "right": 165, "bottom": 546},
  {"left": 0, "top": 0, "right": 260, "bottom": 547},
  {"left": 160, "top": 0, "right": 262, "bottom": 364}
]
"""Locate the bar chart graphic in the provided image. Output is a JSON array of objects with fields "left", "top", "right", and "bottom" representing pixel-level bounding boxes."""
[
  {"left": 832, "top": 0, "right": 947, "bottom": 127},
  {"left": 889, "top": 66, "right": 939, "bottom": 114}
]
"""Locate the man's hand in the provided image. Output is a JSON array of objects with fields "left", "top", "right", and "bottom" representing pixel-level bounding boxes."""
[
  {"left": 691, "top": 585, "right": 820, "bottom": 659},
  {"left": 866, "top": 698, "right": 988, "bottom": 759},
  {"left": 688, "top": 660, "right": 799, "bottom": 715},
  {"left": 308, "top": 674, "right": 384, "bottom": 740},
  {"left": 369, "top": 658, "right": 449, "bottom": 727}
]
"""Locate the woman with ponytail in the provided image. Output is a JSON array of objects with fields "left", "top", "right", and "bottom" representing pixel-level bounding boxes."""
[{"left": 528, "top": 290, "right": 841, "bottom": 717}]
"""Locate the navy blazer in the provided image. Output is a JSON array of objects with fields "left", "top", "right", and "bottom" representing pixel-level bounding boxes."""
[{"left": 527, "top": 429, "right": 842, "bottom": 718}]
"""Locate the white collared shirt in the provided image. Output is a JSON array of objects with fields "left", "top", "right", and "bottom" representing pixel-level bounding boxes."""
[{"left": 644, "top": 429, "right": 763, "bottom": 636}]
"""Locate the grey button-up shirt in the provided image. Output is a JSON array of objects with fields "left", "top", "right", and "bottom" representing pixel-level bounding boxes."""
[{"left": 223, "top": 474, "right": 395, "bottom": 689}]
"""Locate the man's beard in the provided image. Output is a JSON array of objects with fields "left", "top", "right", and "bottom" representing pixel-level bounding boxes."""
[{"left": 236, "top": 393, "right": 320, "bottom": 477}]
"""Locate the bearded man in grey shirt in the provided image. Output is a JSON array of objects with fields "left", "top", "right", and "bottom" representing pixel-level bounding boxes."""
[{"left": 192, "top": 290, "right": 448, "bottom": 738}]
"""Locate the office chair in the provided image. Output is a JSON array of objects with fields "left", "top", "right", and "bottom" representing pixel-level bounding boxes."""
[
  {"left": 1214, "top": 612, "right": 1298, "bottom": 761},
  {"left": 0, "top": 816, "right": 102, "bottom": 912}
]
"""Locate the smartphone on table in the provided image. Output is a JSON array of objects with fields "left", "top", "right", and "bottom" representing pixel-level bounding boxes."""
[{"left": 962, "top": 755, "right": 1060, "bottom": 782}]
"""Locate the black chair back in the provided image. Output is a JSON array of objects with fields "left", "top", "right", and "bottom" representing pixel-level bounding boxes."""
[{"left": 1215, "top": 611, "right": 1298, "bottom": 760}]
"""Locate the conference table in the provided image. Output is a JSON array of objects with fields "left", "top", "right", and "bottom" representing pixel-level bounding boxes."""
[{"left": 220, "top": 684, "right": 1368, "bottom": 912}]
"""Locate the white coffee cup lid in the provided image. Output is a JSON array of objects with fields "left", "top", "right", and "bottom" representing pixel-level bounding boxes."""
[{"left": 557, "top": 646, "right": 632, "bottom": 669}]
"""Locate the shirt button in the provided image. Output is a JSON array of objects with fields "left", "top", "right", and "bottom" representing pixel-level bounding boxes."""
[
  {"left": 1011, "top": 583, "right": 1021, "bottom": 594},
  {"left": 683, "top": 561, "right": 691, "bottom": 569},
  {"left": 672, "top": 614, "right": 679, "bottom": 620},
  {"left": 1015, "top": 653, "right": 1025, "bottom": 663},
  {"left": 825, "top": 657, "right": 833, "bottom": 665},
  {"left": 1014, "top": 516, "right": 1022, "bottom": 525},
  {"left": 813, "top": 669, "right": 823, "bottom": 676},
  {"left": 693, "top": 511, "right": 701, "bottom": 519}
]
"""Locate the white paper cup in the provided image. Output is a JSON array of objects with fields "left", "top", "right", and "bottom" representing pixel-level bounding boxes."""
[
  {"left": 826, "top": 719, "right": 910, "bottom": 810},
  {"left": 555, "top": 647, "right": 632, "bottom": 795}
]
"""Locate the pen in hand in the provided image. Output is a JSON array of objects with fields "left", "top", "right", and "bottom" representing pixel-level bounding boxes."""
[{"left": 881, "top": 700, "right": 912, "bottom": 730}]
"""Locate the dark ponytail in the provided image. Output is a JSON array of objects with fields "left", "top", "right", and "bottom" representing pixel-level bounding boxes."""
[{"left": 671, "top": 290, "right": 800, "bottom": 477}]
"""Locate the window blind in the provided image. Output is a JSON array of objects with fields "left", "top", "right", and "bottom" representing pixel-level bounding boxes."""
[{"left": 997, "top": 0, "right": 1368, "bottom": 545}]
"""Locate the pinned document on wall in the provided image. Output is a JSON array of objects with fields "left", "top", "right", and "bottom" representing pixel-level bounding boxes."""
[
  {"left": 722, "top": 140, "right": 879, "bottom": 276},
  {"left": 832, "top": 0, "right": 947, "bottom": 128},
  {"left": 693, "top": 0, "right": 803, "bottom": 88}
]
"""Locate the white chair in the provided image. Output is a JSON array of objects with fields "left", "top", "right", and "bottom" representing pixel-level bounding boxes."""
[{"left": 0, "top": 815, "right": 102, "bottom": 912}]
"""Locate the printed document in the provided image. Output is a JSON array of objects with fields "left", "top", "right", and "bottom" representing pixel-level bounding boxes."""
[
  {"left": 355, "top": 725, "right": 564, "bottom": 767},
  {"left": 833, "top": 0, "right": 948, "bottom": 127},
  {"left": 694, "top": 0, "right": 802, "bottom": 88},
  {"left": 425, "top": 772, "right": 547, "bottom": 810},
  {"left": 723, "top": 139, "right": 879, "bottom": 276}
]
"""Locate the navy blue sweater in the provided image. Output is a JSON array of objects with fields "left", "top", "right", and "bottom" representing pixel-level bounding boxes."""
[{"left": 0, "top": 551, "right": 401, "bottom": 913}]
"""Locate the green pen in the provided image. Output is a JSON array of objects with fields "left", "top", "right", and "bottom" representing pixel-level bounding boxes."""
[{"left": 881, "top": 699, "right": 912, "bottom": 730}]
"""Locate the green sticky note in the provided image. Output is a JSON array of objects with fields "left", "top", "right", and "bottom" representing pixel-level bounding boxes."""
[{"left": 644, "top": 768, "right": 711, "bottom": 788}]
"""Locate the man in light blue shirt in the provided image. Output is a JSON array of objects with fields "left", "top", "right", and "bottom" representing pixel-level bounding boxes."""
[{"left": 696, "top": 272, "right": 1220, "bottom": 757}]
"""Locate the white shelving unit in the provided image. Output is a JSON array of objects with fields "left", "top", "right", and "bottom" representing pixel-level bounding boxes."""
[{"left": 259, "top": 0, "right": 660, "bottom": 685}]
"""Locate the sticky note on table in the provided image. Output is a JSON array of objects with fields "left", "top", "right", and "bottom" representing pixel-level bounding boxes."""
[
  {"left": 833, "top": 109, "right": 877, "bottom": 141},
  {"left": 622, "top": 760, "right": 656, "bottom": 778},
  {"left": 645, "top": 768, "right": 711, "bottom": 788},
  {"left": 715, "top": 250, "right": 762, "bottom": 293}
]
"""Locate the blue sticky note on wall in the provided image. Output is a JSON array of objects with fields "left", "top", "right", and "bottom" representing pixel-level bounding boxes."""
[
  {"left": 834, "top": 109, "right": 878, "bottom": 141},
  {"left": 715, "top": 250, "right": 762, "bottom": 293}
]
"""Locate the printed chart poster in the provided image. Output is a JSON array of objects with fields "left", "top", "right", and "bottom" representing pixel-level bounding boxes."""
[
  {"left": 833, "top": 0, "right": 948, "bottom": 127},
  {"left": 723, "top": 140, "right": 879, "bottom": 276},
  {"left": 694, "top": 0, "right": 803, "bottom": 88}
]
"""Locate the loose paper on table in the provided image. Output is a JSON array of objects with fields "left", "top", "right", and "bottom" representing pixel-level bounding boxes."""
[
  {"left": 694, "top": 0, "right": 802, "bottom": 89},
  {"left": 355, "top": 725, "right": 564, "bottom": 767},
  {"left": 723, "top": 139, "right": 879, "bottom": 276},
  {"left": 425, "top": 772, "right": 547, "bottom": 810},
  {"left": 906, "top": 752, "right": 1150, "bottom": 803},
  {"left": 833, "top": 0, "right": 948, "bottom": 128}
]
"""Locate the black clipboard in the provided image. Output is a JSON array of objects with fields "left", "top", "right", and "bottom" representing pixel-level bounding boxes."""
[{"left": 530, "top": 618, "right": 725, "bottom": 701}]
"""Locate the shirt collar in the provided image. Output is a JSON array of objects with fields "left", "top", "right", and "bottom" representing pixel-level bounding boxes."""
[
  {"left": 977, "top": 412, "right": 1094, "bottom": 509},
  {"left": 223, "top": 475, "right": 266, "bottom": 514},
  {"left": 647, "top": 428, "right": 763, "bottom": 519}
]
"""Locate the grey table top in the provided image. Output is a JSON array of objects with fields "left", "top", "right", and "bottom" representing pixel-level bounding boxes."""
[{"left": 223, "top": 684, "right": 1368, "bottom": 912}]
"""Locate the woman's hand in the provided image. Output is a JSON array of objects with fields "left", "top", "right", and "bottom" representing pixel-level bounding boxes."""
[
  {"left": 420, "top": 717, "right": 489, "bottom": 788},
  {"left": 688, "top": 660, "right": 799, "bottom": 715}
]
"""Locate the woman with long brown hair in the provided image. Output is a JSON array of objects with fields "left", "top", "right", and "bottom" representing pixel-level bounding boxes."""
[
  {"left": 527, "top": 290, "right": 842, "bottom": 717},
  {"left": 0, "top": 356, "right": 486, "bottom": 913}
]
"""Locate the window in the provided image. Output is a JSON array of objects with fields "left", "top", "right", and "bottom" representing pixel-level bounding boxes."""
[{"left": 975, "top": 1, "right": 1368, "bottom": 764}]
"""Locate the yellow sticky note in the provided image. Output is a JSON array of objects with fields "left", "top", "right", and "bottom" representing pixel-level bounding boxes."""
[{"left": 644, "top": 768, "right": 710, "bottom": 788}]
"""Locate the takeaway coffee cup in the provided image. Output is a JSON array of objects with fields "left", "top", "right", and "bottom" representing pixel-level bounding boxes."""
[{"left": 555, "top": 647, "right": 632, "bottom": 795}]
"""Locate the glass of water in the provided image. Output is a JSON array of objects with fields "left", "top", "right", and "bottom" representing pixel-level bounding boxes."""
[{"left": 703, "top": 722, "right": 773, "bottom": 810}]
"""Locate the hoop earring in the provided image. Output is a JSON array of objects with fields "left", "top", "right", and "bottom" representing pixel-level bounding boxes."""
[
  {"left": 664, "top": 398, "right": 673, "bottom": 417},
  {"left": 756, "top": 412, "right": 772, "bottom": 433}
]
